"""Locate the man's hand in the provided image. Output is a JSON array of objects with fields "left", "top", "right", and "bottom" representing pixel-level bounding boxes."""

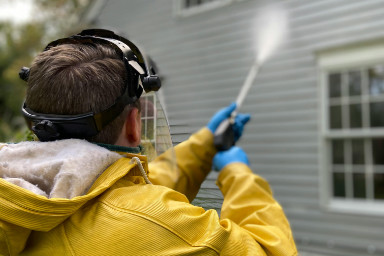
[
  {"left": 207, "top": 103, "right": 251, "bottom": 142},
  {"left": 213, "top": 146, "right": 249, "bottom": 171}
]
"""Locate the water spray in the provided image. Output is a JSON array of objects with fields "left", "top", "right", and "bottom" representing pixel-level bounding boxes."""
[{"left": 214, "top": 5, "right": 289, "bottom": 150}]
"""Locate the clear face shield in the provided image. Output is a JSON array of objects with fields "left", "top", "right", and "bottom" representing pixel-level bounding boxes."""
[{"left": 139, "top": 92, "right": 176, "bottom": 171}]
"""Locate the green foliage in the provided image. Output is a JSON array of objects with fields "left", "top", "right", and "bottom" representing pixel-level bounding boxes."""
[
  {"left": 0, "top": 23, "right": 43, "bottom": 142},
  {"left": 0, "top": 0, "right": 91, "bottom": 142}
]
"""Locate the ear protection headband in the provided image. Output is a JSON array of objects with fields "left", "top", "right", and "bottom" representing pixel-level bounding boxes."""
[{"left": 19, "top": 29, "right": 161, "bottom": 142}]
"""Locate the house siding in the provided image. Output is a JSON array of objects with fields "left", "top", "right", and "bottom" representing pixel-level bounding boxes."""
[{"left": 90, "top": 0, "right": 384, "bottom": 255}]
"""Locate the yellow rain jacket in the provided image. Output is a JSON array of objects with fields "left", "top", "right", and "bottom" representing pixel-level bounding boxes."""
[{"left": 0, "top": 128, "right": 297, "bottom": 255}]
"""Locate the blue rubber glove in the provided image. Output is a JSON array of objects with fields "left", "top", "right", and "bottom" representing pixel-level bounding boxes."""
[
  {"left": 233, "top": 113, "right": 251, "bottom": 141},
  {"left": 207, "top": 103, "right": 251, "bottom": 142},
  {"left": 213, "top": 146, "right": 249, "bottom": 171}
]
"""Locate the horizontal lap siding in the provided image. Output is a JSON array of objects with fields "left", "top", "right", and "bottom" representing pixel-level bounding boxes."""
[{"left": 94, "top": 0, "right": 384, "bottom": 255}]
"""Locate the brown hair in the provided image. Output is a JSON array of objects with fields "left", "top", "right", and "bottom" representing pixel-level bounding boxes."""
[{"left": 26, "top": 43, "right": 140, "bottom": 144}]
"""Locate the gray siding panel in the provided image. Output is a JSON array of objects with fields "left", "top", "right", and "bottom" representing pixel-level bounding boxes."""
[{"left": 95, "top": 0, "right": 384, "bottom": 255}]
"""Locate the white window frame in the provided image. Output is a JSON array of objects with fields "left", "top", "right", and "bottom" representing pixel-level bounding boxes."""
[
  {"left": 173, "top": 0, "right": 235, "bottom": 17},
  {"left": 317, "top": 40, "right": 384, "bottom": 216}
]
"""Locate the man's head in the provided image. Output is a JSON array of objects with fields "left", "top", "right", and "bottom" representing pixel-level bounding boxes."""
[
  {"left": 22, "top": 29, "right": 161, "bottom": 146},
  {"left": 26, "top": 42, "right": 137, "bottom": 144}
]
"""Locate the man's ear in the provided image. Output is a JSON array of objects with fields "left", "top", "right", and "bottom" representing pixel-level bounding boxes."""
[{"left": 124, "top": 107, "right": 141, "bottom": 146}]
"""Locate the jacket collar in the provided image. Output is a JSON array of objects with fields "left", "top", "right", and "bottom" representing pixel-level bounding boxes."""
[{"left": 95, "top": 143, "right": 142, "bottom": 154}]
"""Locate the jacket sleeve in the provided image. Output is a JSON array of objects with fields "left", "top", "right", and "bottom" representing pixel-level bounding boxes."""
[
  {"left": 217, "top": 162, "right": 298, "bottom": 256},
  {"left": 148, "top": 127, "right": 216, "bottom": 202}
]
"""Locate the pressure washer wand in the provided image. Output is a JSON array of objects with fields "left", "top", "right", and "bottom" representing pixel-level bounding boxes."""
[{"left": 214, "top": 62, "right": 260, "bottom": 151}]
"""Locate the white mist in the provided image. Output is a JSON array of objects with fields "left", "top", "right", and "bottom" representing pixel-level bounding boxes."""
[{"left": 255, "top": 5, "right": 289, "bottom": 65}]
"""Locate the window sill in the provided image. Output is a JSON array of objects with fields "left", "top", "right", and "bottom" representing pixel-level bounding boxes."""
[{"left": 325, "top": 199, "right": 384, "bottom": 216}]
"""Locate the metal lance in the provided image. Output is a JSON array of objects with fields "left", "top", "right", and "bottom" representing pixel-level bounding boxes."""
[{"left": 214, "top": 62, "right": 260, "bottom": 151}]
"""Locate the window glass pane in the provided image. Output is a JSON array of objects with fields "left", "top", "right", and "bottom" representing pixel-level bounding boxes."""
[
  {"left": 349, "top": 103, "right": 362, "bottom": 128},
  {"left": 351, "top": 139, "right": 365, "bottom": 164},
  {"left": 333, "top": 172, "right": 346, "bottom": 197},
  {"left": 332, "top": 139, "right": 344, "bottom": 164},
  {"left": 141, "top": 120, "right": 147, "bottom": 138},
  {"left": 147, "top": 95, "right": 154, "bottom": 103},
  {"left": 329, "top": 73, "right": 342, "bottom": 98},
  {"left": 348, "top": 70, "right": 362, "bottom": 96},
  {"left": 185, "top": 0, "right": 199, "bottom": 7},
  {"left": 374, "top": 173, "right": 384, "bottom": 199},
  {"left": 146, "top": 119, "right": 155, "bottom": 140},
  {"left": 185, "top": 0, "right": 215, "bottom": 7},
  {"left": 330, "top": 105, "right": 342, "bottom": 129},
  {"left": 353, "top": 173, "right": 366, "bottom": 198},
  {"left": 141, "top": 96, "right": 155, "bottom": 118},
  {"left": 370, "top": 102, "right": 384, "bottom": 127},
  {"left": 369, "top": 65, "right": 384, "bottom": 96},
  {"left": 372, "top": 138, "right": 384, "bottom": 165}
]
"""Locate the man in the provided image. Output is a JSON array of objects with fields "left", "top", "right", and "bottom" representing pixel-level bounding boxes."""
[{"left": 0, "top": 29, "right": 297, "bottom": 255}]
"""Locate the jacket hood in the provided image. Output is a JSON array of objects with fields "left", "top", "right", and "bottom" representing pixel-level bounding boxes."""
[
  {"left": 0, "top": 139, "right": 122, "bottom": 199},
  {"left": 0, "top": 139, "right": 124, "bottom": 231}
]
